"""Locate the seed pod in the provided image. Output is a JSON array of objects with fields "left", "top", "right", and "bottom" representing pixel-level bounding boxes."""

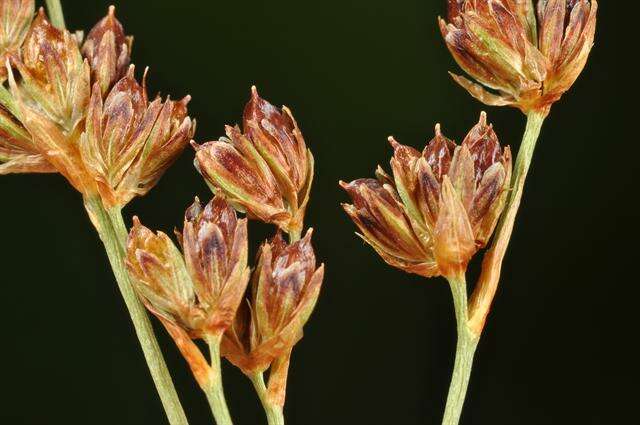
[
  {"left": 81, "top": 6, "right": 133, "bottom": 95},
  {"left": 195, "top": 87, "right": 313, "bottom": 235},
  {"left": 439, "top": 0, "right": 597, "bottom": 113}
]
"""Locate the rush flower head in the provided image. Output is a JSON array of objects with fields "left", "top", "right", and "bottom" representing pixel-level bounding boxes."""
[
  {"left": 5, "top": 9, "right": 93, "bottom": 192},
  {"left": 439, "top": 0, "right": 598, "bottom": 113},
  {"left": 222, "top": 230, "right": 323, "bottom": 404},
  {"left": 81, "top": 6, "right": 133, "bottom": 95},
  {"left": 126, "top": 196, "right": 250, "bottom": 386},
  {"left": 341, "top": 112, "right": 511, "bottom": 278},
  {"left": 127, "top": 196, "right": 250, "bottom": 338},
  {"left": 0, "top": 0, "right": 34, "bottom": 82},
  {"left": 80, "top": 66, "right": 195, "bottom": 207},
  {"left": 194, "top": 86, "right": 313, "bottom": 235}
]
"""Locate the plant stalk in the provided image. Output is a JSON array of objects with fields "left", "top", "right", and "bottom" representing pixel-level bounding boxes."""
[
  {"left": 204, "top": 336, "right": 234, "bottom": 425},
  {"left": 84, "top": 197, "right": 189, "bottom": 425},
  {"left": 468, "top": 111, "right": 546, "bottom": 333},
  {"left": 45, "top": 0, "right": 66, "bottom": 30},
  {"left": 442, "top": 276, "right": 479, "bottom": 425},
  {"left": 250, "top": 372, "right": 285, "bottom": 425}
]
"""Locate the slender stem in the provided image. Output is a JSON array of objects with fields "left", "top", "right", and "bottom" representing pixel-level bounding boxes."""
[
  {"left": 204, "top": 336, "right": 234, "bottom": 425},
  {"left": 45, "top": 0, "right": 66, "bottom": 29},
  {"left": 468, "top": 111, "right": 546, "bottom": 333},
  {"left": 84, "top": 197, "right": 189, "bottom": 425},
  {"left": 250, "top": 372, "right": 285, "bottom": 425},
  {"left": 442, "top": 276, "right": 479, "bottom": 425}
]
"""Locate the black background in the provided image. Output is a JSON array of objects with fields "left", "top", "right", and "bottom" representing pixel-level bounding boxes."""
[{"left": 1, "top": 1, "right": 636, "bottom": 424}]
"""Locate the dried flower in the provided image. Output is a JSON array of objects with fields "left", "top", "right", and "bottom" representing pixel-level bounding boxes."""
[
  {"left": 342, "top": 113, "right": 511, "bottom": 278},
  {"left": 80, "top": 66, "right": 195, "bottom": 207},
  {"left": 81, "top": 6, "right": 133, "bottom": 96},
  {"left": 6, "top": 9, "right": 93, "bottom": 192},
  {"left": 222, "top": 230, "right": 323, "bottom": 403},
  {"left": 0, "top": 0, "right": 34, "bottom": 82},
  {"left": 126, "top": 197, "right": 250, "bottom": 386},
  {"left": 13, "top": 9, "right": 90, "bottom": 131},
  {"left": 194, "top": 87, "right": 313, "bottom": 235},
  {"left": 126, "top": 196, "right": 250, "bottom": 338},
  {"left": 439, "top": 0, "right": 598, "bottom": 113}
]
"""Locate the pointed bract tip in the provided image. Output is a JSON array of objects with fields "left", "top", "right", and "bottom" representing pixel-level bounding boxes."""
[
  {"left": 435, "top": 123, "right": 442, "bottom": 136},
  {"left": 479, "top": 111, "right": 487, "bottom": 125},
  {"left": 108, "top": 5, "right": 116, "bottom": 16},
  {"left": 251, "top": 85, "right": 259, "bottom": 98},
  {"left": 132, "top": 216, "right": 142, "bottom": 226},
  {"left": 190, "top": 140, "right": 200, "bottom": 150}
]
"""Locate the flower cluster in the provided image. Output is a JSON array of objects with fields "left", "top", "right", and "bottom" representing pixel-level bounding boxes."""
[
  {"left": 194, "top": 86, "right": 313, "bottom": 236},
  {"left": 127, "top": 88, "right": 323, "bottom": 416},
  {"left": 127, "top": 196, "right": 250, "bottom": 387},
  {"left": 1, "top": 5, "right": 194, "bottom": 207},
  {"left": 439, "top": 0, "right": 598, "bottom": 112},
  {"left": 342, "top": 113, "right": 511, "bottom": 279}
]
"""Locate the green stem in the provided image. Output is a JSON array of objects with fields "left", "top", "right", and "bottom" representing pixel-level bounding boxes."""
[
  {"left": 84, "top": 197, "right": 189, "bottom": 425},
  {"left": 204, "top": 337, "right": 234, "bottom": 425},
  {"left": 468, "top": 111, "right": 546, "bottom": 332},
  {"left": 45, "top": 0, "right": 66, "bottom": 30},
  {"left": 442, "top": 276, "right": 479, "bottom": 425},
  {"left": 249, "top": 372, "right": 285, "bottom": 425}
]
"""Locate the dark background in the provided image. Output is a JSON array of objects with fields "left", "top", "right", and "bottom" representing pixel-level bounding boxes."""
[{"left": 1, "top": 1, "right": 635, "bottom": 424}]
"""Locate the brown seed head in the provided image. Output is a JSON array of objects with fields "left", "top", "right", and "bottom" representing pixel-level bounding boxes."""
[
  {"left": 126, "top": 196, "right": 250, "bottom": 338},
  {"left": 341, "top": 113, "right": 511, "bottom": 279},
  {"left": 6, "top": 9, "right": 93, "bottom": 192},
  {"left": 194, "top": 87, "right": 313, "bottom": 235},
  {"left": 81, "top": 6, "right": 133, "bottom": 95},
  {"left": 440, "top": 0, "right": 598, "bottom": 113},
  {"left": 80, "top": 66, "right": 194, "bottom": 207},
  {"left": 222, "top": 229, "right": 324, "bottom": 376}
]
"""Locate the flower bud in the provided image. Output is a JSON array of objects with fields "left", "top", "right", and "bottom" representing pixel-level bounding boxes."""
[
  {"left": 80, "top": 66, "right": 194, "bottom": 207},
  {"left": 222, "top": 230, "right": 324, "bottom": 381},
  {"left": 342, "top": 113, "right": 511, "bottom": 279},
  {"left": 439, "top": 0, "right": 597, "bottom": 113},
  {"left": 195, "top": 87, "right": 313, "bottom": 235},
  {"left": 0, "top": 0, "right": 34, "bottom": 82},
  {"left": 81, "top": 6, "right": 133, "bottom": 95}
]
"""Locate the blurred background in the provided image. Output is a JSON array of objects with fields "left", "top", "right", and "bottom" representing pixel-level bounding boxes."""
[{"left": 1, "top": 1, "right": 634, "bottom": 424}]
